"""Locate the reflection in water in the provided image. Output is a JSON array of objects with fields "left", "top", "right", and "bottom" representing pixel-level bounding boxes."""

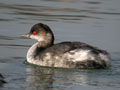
[
  {"left": 26, "top": 66, "right": 55, "bottom": 90},
  {"left": 25, "top": 66, "right": 89, "bottom": 90},
  {"left": 25, "top": 65, "right": 120, "bottom": 90}
]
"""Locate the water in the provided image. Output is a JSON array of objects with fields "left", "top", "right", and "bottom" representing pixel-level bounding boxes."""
[{"left": 0, "top": 0, "right": 120, "bottom": 90}]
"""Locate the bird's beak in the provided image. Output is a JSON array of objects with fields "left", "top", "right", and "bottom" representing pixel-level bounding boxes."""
[{"left": 20, "top": 33, "right": 30, "bottom": 38}]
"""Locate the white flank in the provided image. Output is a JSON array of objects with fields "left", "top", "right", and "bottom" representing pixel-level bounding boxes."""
[{"left": 65, "top": 49, "right": 95, "bottom": 62}]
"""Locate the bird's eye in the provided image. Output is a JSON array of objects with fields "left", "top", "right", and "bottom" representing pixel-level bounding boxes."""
[{"left": 33, "top": 31, "right": 37, "bottom": 35}]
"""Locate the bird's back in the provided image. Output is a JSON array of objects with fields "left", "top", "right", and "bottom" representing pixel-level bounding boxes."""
[{"left": 38, "top": 42, "right": 110, "bottom": 69}]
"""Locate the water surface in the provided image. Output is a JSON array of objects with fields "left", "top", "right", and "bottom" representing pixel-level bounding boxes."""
[{"left": 0, "top": 0, "right": 120, "bottom": 90}]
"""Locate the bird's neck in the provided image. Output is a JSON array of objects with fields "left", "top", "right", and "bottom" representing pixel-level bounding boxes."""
[{"left": 27, "top": 41, "right": 53, "bottom": 61}]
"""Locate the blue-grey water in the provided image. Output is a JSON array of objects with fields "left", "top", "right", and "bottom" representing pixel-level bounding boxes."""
[{"left": 0, "top": 0, "right": 120, "bottom": 90}]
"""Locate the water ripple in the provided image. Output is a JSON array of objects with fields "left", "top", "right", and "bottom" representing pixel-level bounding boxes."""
[
  {"left": 1, "top": 2, "right": 120, "bottom": 23},
  {"left": 0, "top": 43, "right": 30, "bottom": 47},
  {"left": 0, "top": 35, "right": 17, "bottom": 40}
]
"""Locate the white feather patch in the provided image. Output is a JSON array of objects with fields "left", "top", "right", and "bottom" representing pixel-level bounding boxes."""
[{"left": 65, "top": 49, "right": 95, "bottom": 62}]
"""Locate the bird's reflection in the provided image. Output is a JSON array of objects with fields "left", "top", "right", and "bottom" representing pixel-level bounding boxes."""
[
  {"left": 25, "top": 66, "right": 55, "bottom": 90},
  {"left": 25, "top": 66, "right": 95, "bottom": 90}
]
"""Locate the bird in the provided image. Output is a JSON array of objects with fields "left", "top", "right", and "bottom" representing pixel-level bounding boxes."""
[{"left": 21, "top": 23, "right": 111, "bottom": 69}]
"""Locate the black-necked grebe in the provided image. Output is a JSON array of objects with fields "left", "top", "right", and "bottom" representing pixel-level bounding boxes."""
[{"left": 21, "top": 23, "right": 111, "bottom": 69}]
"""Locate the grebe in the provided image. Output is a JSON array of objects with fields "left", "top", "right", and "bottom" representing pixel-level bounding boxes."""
[{"left": 21, "top": 23, "right": 111, "bottom": 69}]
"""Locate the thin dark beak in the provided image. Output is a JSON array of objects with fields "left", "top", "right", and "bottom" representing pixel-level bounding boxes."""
[{"left": 20, "top": 33, "right": 30, "bottom": 38}]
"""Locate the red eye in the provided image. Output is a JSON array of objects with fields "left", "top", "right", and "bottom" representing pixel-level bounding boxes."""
[{"left": 33, "top": 31, "right": 36, "bottom": 35}]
